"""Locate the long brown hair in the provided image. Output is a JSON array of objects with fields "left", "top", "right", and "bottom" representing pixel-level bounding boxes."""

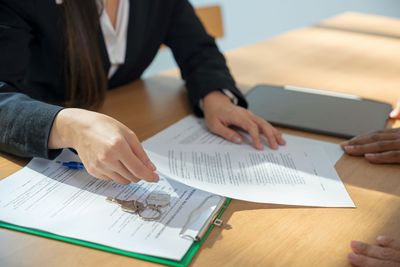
[{"left": 62, "top": 0, "right": 107, "bottom": 109}]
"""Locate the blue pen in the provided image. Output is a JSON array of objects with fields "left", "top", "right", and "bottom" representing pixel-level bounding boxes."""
[{"left": 57, "top": 161, "right": 85, "bottom": 170}]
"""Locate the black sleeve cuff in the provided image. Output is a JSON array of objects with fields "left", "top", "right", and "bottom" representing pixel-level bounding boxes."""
[{"left": 0, "top": 92, "right": 64, "bottom": 159}]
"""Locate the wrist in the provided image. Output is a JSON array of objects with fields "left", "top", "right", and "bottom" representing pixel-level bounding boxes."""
[
  {"left": 203, "top": 91, "right": 232, "bottom": 108},
  {"left": 48, "top": 108, "right": 80, "bottom": 149}
]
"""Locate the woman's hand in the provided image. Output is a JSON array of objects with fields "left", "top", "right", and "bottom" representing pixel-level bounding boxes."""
[
  {"left": 341, "top": 128, "right": 400, "bottom": 164},
  {"left": 202, "top": 91, "right": 285, "bottom": 150},
  {"left": 49, "top": 108, "right": 158, "bottom": 185},
  {"left": 389, "top": 98, "right": 400, "bottom": 119},
  {"left": 348, "top": 235, "right": 400, "bottom": 267}
]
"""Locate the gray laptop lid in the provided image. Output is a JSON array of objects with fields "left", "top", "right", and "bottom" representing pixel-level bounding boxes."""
[{"left": 246, "top": 85, "right": 392, "bottom": 139}]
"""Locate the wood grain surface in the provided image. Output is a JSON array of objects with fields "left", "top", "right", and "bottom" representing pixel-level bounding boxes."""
[{"left": 1, "top": 12, "right": 399, "bottom": 267}]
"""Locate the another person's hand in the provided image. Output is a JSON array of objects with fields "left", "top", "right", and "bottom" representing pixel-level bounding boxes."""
[
  {"left": 390, "top": 98, "right": 400, "bottom": 119},
  {"left": 341, "top": 128, "right": 400, "bottom": 164},
  {"left": 203, "top": 91, "right": 285, "bottom": 150},
  {"left": 348, "top": 235, "right": 400, "bottom": 267},
  {"left": 49, "top": 108, "right": 158, "bottom": 185}
]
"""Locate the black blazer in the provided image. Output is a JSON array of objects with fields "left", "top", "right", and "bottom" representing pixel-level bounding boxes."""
[{"left": 0, "top": 0, "right": 247, "bottom": 159}]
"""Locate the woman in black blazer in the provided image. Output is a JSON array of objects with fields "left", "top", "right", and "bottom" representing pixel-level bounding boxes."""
[{"left": 0, "top": 0, "right": 285, "bottom": 184}]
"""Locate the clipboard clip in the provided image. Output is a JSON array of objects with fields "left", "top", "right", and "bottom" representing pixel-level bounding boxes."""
[
  {"left": 213, "top": 218, "right": 223, "bottom": 227},
  {"left": 179, "top": 195, "right": 226, "bottom": 242}
]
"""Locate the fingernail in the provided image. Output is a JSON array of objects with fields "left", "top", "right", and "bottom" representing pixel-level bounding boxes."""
[
  {"left": 344, "top": 145, "right": 354, "bottom": 150},
  {"left": 270, "top": 142, "right": 278, "bottom": 150},
  {"left": 257, "top": 144, "right": 264, "bottom": 150},
  {"left": 148, "top": 161, "right": 157, "bottom": 171},
  {"left": 365, "top": 153, "right": 375, "bottom": 157},
  {"left": 377, "top": 235, "right": 386, "bottom": 242},
  {"left": 377, "top": 235, "right": 390, "bottom": 244},
  {"left": 347, "top": 253, "right": 358, "bottom": 262},
  {"left": 234, "top": 137, "right": 242, "bottom": 144},
  {"left": 351, "top": 241, "right": 366, "bottom": 251}
]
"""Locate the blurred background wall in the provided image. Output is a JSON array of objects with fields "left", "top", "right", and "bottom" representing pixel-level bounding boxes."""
[{"left": 143, "top": 0, "right": 400, "bottom": 77}]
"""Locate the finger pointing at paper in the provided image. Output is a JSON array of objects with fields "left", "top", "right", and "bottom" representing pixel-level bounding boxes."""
[{"left": 49, "top": 109, "right": 159, "bottom": 185}]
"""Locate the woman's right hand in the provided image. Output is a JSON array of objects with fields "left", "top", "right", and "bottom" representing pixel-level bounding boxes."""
[{"left": 49, "top": 108, "right": 159, "bottom": 185}]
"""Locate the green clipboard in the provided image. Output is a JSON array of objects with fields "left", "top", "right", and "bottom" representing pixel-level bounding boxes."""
[{"left": 0, "top": 198, "right": 231, "bottom": 267}]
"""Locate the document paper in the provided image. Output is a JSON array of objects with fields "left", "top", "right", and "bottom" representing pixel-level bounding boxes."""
[
  {"left": 0, "top": 150, "right": 223, "bottom": 261},
  {"left": 144, "top": 116, "right": 354, "bottom": 207},
  {"left": 143, "top": 115, "right": 344, "bottom": 164}
]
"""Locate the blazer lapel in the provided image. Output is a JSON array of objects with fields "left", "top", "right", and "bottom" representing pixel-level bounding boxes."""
[{"left": 98, "top": 28, "right": 111, "bottom": 77}]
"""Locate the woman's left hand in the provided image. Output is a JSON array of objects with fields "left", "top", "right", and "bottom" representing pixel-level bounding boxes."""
[
  {"left": 202, "top": 91, "right": 285, "bottom": 150},
  {"left": 348, "top": 236, "right": 400, "bottom": 267}
]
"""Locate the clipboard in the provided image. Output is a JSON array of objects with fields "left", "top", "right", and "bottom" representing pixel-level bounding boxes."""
[{"left": 0, "top": 197, "right": 230, "bottom": 267}]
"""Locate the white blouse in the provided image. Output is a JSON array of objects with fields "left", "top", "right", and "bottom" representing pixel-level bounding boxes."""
[{"left": 99, "top": 0, "right": 130, "bottom": 78}]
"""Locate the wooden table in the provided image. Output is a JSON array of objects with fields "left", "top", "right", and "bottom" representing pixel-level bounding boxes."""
[
  {"left": 318, "top": 12, "right": 400, "bottom": 39},
  {"left": 1, "top": 12, "right": 399, "bottom": 267}
]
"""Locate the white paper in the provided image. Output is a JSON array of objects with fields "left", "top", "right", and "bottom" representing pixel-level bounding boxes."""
[
  {"left": 143, "top": 115, "right": 353, "bottom": 207},
  {"left": 0, "top": 150, "right": 223, "bottom": 261},
  {"left": 143, "top": 115, "right": 344, "bottom": 164},
  {"left": 146, "top": 144, "right": 354, "bottom": 207},
  {"left": 284, "top": 135, "right": 343, "bottom": 164}
]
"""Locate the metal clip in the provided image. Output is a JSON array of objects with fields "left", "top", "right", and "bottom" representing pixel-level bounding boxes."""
[{"left": 213, "top": 218, "right": 223, "bottom": 227}]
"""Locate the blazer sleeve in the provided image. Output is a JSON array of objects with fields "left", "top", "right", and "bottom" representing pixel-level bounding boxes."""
[
  {"left": 163, "top": 0, "right": 248, "bottom": 116},
  {"left": 0, "top": 1, "right": 63, "bottom": 159}
]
